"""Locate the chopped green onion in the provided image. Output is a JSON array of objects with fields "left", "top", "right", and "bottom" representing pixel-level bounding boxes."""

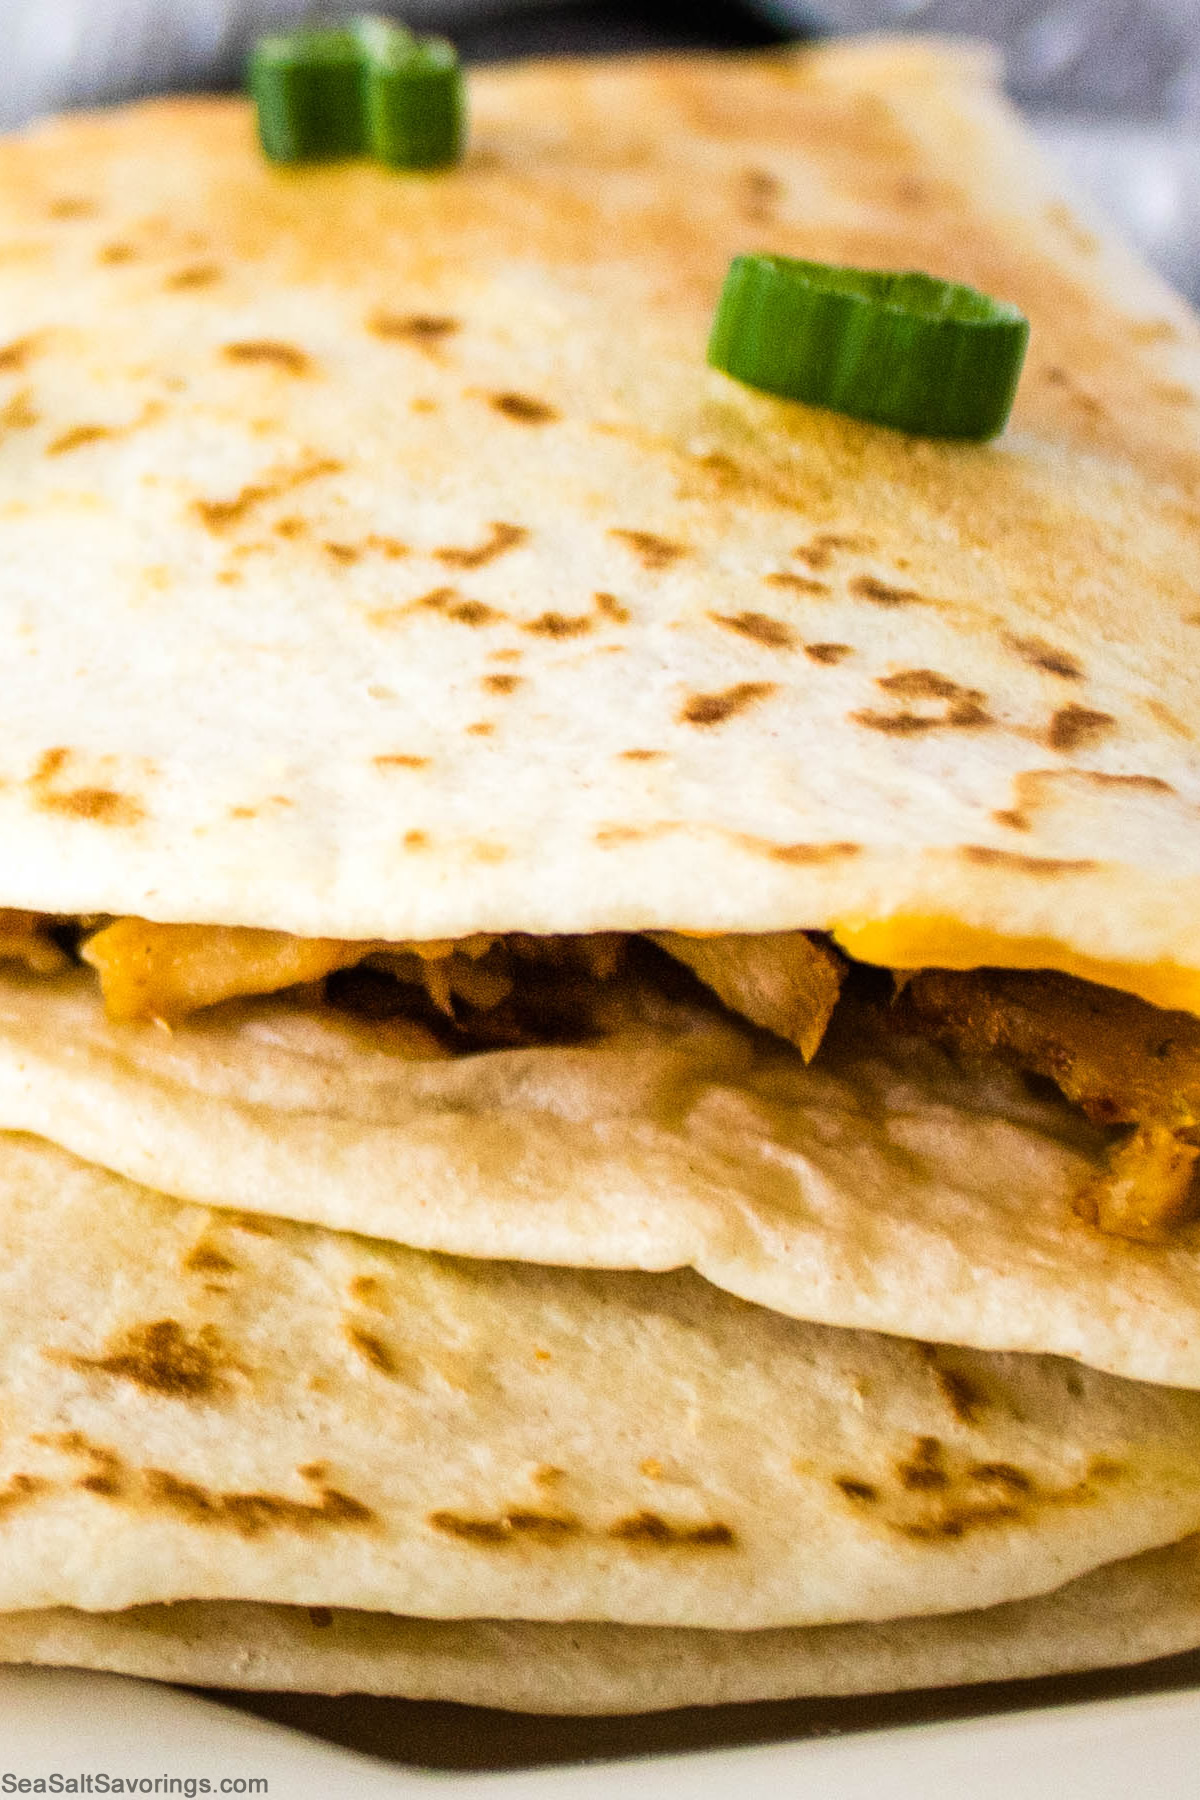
[
  {"left": 708, "top": 255, "right": 1030, "bottom": 441},
  {"left": 360, "top": 29, "right": 465, "bottom": 170},
  {"left": 248, "top": 28, "right": 367, "bottom": 163}
]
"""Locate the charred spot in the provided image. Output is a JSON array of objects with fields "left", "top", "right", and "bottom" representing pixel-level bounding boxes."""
[
  {"left": 794, "top": 532, "right": 874, "bottom": 571},
  {"left": 324, "top": 541, "right": 360, "bottom": 564},
  {"left": 0, "top": 335, "right": 39, "bottom": 373},
  {"left": 428, "top": 1508, "right": 581, "bottom": 1546},
  {"left": 369, "top": 311, "right": 459, "bottom": 346},
  {"left": 1080, "top": 771, "right": 1172, "bottom": 793},
  {"left": 610, "top": 529, "right": 685, "bottom": 571},
  {"left": 78, "top": 1471, "right": 123, "bottom": 1498},
  {"left": 853, "top": 709, "right": 984, "bottom": 735},
  {"left": 183, "top": 1245, "right": 236, "bottom": 1276},
  {"left": 594, "top": 591, "right": 631, "bottom": 623},
  {"left": 1047, "top": 705, "right": 1116, "bottom": 753},
  {"left": 960, "top": 846, "right": 1098, "bottom": 875},
  {"left": 710, "top": 610, "right": 796, "bottom": 651},
  {"left": 934, "top": 1366, "right": 986, "bottom": 1425},
  {"left": 58, "top": 1319, "right": 230, "bottom": 1401},
  {"left": 0, "top": 1473, "right": 48, "bottom": 1516},
  {"left": 763, "top": 572, "right": 830, "bottom": 596},
  {"left": 48, "top": 423, "right": 114, "bottom": 455},
  {"left": 879, "top": 670, "right": 972, "bottom": 702},
  {"left": 374, "top": 753, "right": 431, "bottom": 770},
  {"left": 275, "top": 517, "right": 306, "bottom": 539},
  {"left": 850, "top": 574, "right": 925, "bottom": 608},
  {"left": 483, "top": 673, "right": 522, "bottom": 695},
  {"left": 489, "top": 391, "right": 558, "bottom": 425},
  {"left": 524, "top": 611, "right": 592, "bottom": 639},
  {"left": 308, "top": 1606, "right": 334, "bottom": 1629},
  {"left": 898, "top": 1501, "right": 1022, "bottom": 1541},
  {"left": 970, "top": 1462, "right": 1033, "bottom": 1493},
  {"left": 608, "top": 1511, "right": 735, "bottom": 1549},
  {"left": 897, "top": 1436, "right": 950, "bottom": 1492},
  {"left": 191, "top": 457, "right": 340, "bottom": 533},
  {"left": 166, "top": 263, "right": 221, "bottom": 291},
  {"left": 34, "top": 785, "right": 144, "bottom": 826},
  {"left": 447, "top": 600, "right": 501, "bottom": 627},
  {"left": 1004, "top": 635, "right": 1083, "bottom": 680},
  {"left": 680, "top": 682, "right": 776, "bottom": 727},
  {"left": 343, "top": 1322, "right": 398, "bottom": 1378},
  {"left": 435, "top": 522, "right": 527, "bottom": 570},
  {"left": 805, "top": 642, "right": 852, "bottom": 664},
  {"left": 223, "top": 340, "right": 311, "bottom": 376},
  {"left": 144, "top": 1468, "right": 374, "bottom": 1538},
  {"left": 835, "top": 1477, "right": 878, "bottom": 1504}
]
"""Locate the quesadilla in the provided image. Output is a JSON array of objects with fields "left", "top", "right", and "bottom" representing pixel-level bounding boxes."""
[{"left": 0, "top": 33, "right": 1199, "bottom": 1712}]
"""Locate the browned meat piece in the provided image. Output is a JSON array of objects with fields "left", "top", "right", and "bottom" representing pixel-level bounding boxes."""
[
  {"left": 900, "top": 968, "right": 1200, "bottom": 1241},
  {"left": 649, "top": 931, "right": 844, "bottom": 1060}
]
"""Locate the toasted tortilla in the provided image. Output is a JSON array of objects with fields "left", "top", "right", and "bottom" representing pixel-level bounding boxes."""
[
  {"left": 0, "top": 44, "right": 1197, "bottom": 1005},
  {"left": 8, "top": 964, "right": 1200, "bottom": 1387},
  {"left": 2, "top": 1534, "right": 1199, "bottom": 1711},
  {"left": 0, "top": 1129, "right": 1199, "bottom": 1623}
]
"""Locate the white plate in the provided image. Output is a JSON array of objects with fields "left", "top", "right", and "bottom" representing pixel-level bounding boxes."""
[{"left": 5, "top": 1663, "right": 1200, "bottom": 1796}]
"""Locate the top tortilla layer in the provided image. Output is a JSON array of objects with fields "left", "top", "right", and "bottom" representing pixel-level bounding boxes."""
[{"left": 0, "top": 43, "right": 1198, "bottom": 962}]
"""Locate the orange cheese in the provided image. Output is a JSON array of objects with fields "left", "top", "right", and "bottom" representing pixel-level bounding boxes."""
[{"left": 832, "top": 915, "right": 1200, "bottom": 1020}]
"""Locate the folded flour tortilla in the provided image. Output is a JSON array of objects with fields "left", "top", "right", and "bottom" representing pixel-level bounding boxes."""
[
  {"left": 4, "top": 1533, "right": 1200, "bottom": 1711},
  {"left": 1, "top": 36, "right": 1200, "bottom": 1714}
]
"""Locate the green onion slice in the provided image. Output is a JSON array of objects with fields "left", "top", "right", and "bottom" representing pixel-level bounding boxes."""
[
  {"left": 247, "top": 17, "right": 465, "bottom": 172},
  {"left": 248, "top": 28, "right": 367, "bottom": 163},
  {"left": 360, "top": 28, "right": 465, "bottom": 170},
  {"left": 708, "top": 255, "right": 1030, "bottom": 440}
]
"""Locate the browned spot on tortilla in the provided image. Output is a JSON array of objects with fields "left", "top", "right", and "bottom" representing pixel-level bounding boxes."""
[
  {"left": 473, "top": 840, "right": 508, "bottom": 863},
  {"left": 961, "top": 846, "right": 1097, "bottom": 875},
  {"left": 1047, "top": 705, "right": 1115, "bottom": 753},
  {"left": 897, "top": 1436, "right": 950, "bottom": 1492},
  {"left": 610, "top": 529, "right": 685, "bottom": 570},
  {"left": 736, "top": 166, "right": 782, "bottom": 221},
  {"left": 525, "top": 611, "right": 592, "bottom": 638},
  {"left": 429, "top": 1508, "right": 581, "bottom": 1545},
  {"left": 374, "top": 753, "right": 431, "bottom": 770},
  {"left": 608, "top": 1511, "right": 735, "bottom": 1549},
  {"left": 0, "top": 334, "right": 39, "bottom": 372},
  {"left": 835, "top": 1477, "right": 879, "bottom": 1504},
  {"left": 850, "top": 574, "right": 925, "bottom": 607},
  {"left": 1130, "top": 318, "right": 1180, "bottom": 345},
  {"left": 308, "top": 1606, "right": 334, "bottom": 1629},
  {"left": 166, "top": 263, "right": 221, "bottom": 291},
  {"left": 594, "top": 591, "right": 631, "bottom": 623},
  {"left": 0, "top": 1473, "right": 48, "bottom": 1517},
  {"left": 619, "top": 748, "right": 663, "bottom": 761},
  {"left": 449, "top": 600, "right": 501, "bottom": 627},
  {"left": 366, "top": 534, "right": 408, "bottom": 559},
  {"left": 349, "top": 1275, "right": 387, "bottom": 1309},
  {"left": 183, "top": 1245, "right": 236, "bottom": 1276},
  {"left": 436, "top": 522, "right": 527, "bottom": 570},
  {"left": 223, "top": 340, "right": 311, "bottom": 376},
  {"left": 710, "top": 610, "right": 796, "bottom": 651},
  {"left": 795, "top": 532, "right": 874, "bottom": 571},
  {"left": 343, "top": 1322, "right": 398, "bottom": 1377},
  {"left": 489, "top": 391, "right": 558, "bottom": 425},
  {"left": 1005, "top": 635, "right": 1083, "bottom": 680},
  {"left": 934, "top": 1367, "right": 986, "bottom": 1425},
  {"left": 192, "top": 456, "right": 341, "bottom": 533},
  {"left": 404, "top": 830, "right": 430, "bottom": 850},
  {"left": 467, "top": 721, "right": 496, "bottom": 738},
  {"left": 1044, "top": 201, "right": 1099, "bottom": 255},
  {"left": 35, "top": 785, "right": 144, "bottom": 826},
  {"left": 1146, "top": 698, "right": 1194, "bottom": 741},
  {"left": 145, "top": 1468, "right": 374, "bottom": 1538},
  {"left": 324, "top": 541, "right": 359, "bottom": 564},
  {"left": 680, "top": 682, "right": 776, "bottom": 727},
  {"left": 483, "top": 673, "right": 522, "bottom": 694},
  {"left": 879, "top": 670, "right": 974, "bottom": 701},
  {"left": 57, "top": 1320, "right": 229, "bottom": 1400},
  {"left": 805, "top": 642, "right": 851, "bottom": 664},
  {"left": 732, "top": 835, "right": 860, "bottom": 865},
  {"left": 1, "top": 388, "right": 37, "bottom": 429},
  {"left": 274, "top": 516, "right": 306, "bottom": 540},
  {"left": 1086, "top": 770, "right": 1172, "bottom": 792},
  {"left": 369, "top": 311, "right": 459, "bottom": 347},
  {"left": 993, "top": 809, "right": 1031, "bottom": 831},
  {"left": 764, "top": 572, "right": 830, "bottom": 596},
  {"left": 98, "top": 242, "right": 137, "bottom": 265},
  {"left": 48, "top": 196, "right": 97, "bottom": 219},
  {"left": 853, "top": 704, "right": 989, "bottom": 734},
  {"left": 48, "top": 423, "right": 114, "bottom": 455},
  {"left": 971, "top": 1463, "right": 1033, "bottom": 1494}
]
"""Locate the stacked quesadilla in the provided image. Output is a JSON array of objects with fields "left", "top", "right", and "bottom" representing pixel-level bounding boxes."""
[{"left": 0, "top": 34, "right": 1198, "bottom": 1712}]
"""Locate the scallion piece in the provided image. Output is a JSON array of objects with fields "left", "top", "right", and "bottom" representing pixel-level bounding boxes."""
[
  {"left": 360, "top": 28, "right": 465, "bottom": 170},
  {"left": 708, "top": 255, "right": 1030, "bottom": 440},
  {"left": 248, "top": 28, "right": 367, "bottom": 163}
]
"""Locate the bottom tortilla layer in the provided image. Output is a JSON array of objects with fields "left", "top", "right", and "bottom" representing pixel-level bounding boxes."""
[{"left": 2, "top": 1535, "right": 1198, "bottom": 1715}]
